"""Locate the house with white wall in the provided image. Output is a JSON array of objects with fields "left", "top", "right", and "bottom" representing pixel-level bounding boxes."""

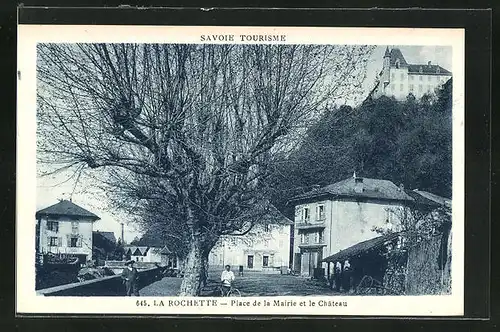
[
  {"left": 36, "top": 199, "right": 100, "bottom": 264},
  {"left": 371, "top": 47, "right": 452, "bottom": 100},
  {"left": 208, "top": 221, "right": 292, "bottom": 272},
  {"left": 288, "top": 174, "right": 414, "bottom": 278}
]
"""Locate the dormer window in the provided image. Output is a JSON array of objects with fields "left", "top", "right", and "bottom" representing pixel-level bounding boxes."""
[
  {"left": 437, "top": 67, "right": 441, "bottom": 74},
  {"left": 395, "top": 59, "right": 400, "bottom": 69},
  {"left": 419, "top": 66, "right": 423, "bottom": 73}
]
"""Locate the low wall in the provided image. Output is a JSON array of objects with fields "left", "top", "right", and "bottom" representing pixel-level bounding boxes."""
[{"left": 37, "top": 267, "right": 164, "bottom": 296}]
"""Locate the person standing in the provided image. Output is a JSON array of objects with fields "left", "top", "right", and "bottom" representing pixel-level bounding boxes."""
[
  {"left": 334, "top": 261, "right": 342, "bottom": 292},
  {"left": 121, "top": 260, "right": 139, "bottom": 296},
  {"left": 220, "top": 265, "right": 235, "bottom": 296}
]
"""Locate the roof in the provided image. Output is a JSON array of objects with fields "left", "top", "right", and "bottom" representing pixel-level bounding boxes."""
[
  {"left": 404, "top": 189, "right": 441, "bottom": 208},
  {"left": 159, "top": 246, "right": 173, "bottom": 255},
  {"left": 125, "top": 246, "right": 149, "bottom": 256},
  {"left": 412, "top": 190, "right": 451, "bottom": 208},
  {"left": 289, "top": 176, "right": 414, "bottom": 204},
  {"left": 93, "top": 231, "right": 116, "bottom": 243},
  {"left": 388, "top": 48, "right": 409, "bottom": 67},
  {"left": 36, "top": 200, "right": 100, "bottom": 220},
  {"left": 407, "top": 64, "right": 452, "bottom": 76},
  {"left": 321, "top": 232, "right": 401, "bottom": 263},
  {"left": 384, "top": 47, "right": 452, "bottom": 76}
]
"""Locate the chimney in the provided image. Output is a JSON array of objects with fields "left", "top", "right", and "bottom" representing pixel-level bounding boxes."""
[
  {"left": 354, "top": 176, "right": 364, "bottom": 193},
  {"left": 428, "top": 61, "right": 432, "bottom": 66}
]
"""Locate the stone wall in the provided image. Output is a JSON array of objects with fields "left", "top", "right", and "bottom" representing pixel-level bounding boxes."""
[
  {"left": 405, "top": 233, "right": 451, "bottom": 295},
  {"left": 37, "top": 267, "right": 164, "bottom": 296}
]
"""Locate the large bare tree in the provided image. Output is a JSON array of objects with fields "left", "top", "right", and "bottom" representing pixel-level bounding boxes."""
[{"left": 37, "top": 43, "right": 373, "bottom": 295}]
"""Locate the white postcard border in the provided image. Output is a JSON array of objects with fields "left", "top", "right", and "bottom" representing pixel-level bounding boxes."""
[{"left": 17, "top": 25, "right": 465, "bottom": 316}]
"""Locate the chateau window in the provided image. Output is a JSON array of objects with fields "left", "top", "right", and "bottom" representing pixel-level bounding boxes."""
[
  {"left": 409, "top": 75, "right": 414, "bottom": 81},
  {"left": 419, "top": 85, "right": 423, "bottom": 92},
  {"left": 400, "top": 73, "right": 404, "bottom": 80},
  {"left": 419, "top": 75, "right": 423, "bottom": 81},
  {"left": 47, "top": 221, "right": 59, "bottom": 232},
  {"left": 264, "top": 224, "right": 270, "bottom": 232},
  {"left": 71, "top": 221, "right": 79, "bottom": 233},
  {"left": 409, "top": 84, "right": 414, "bottom": 91},
  {"left": 428, "top": 76, "right": 432, "bottom": 82},
  {"left": 49, "top": 236, "right": 60, "bottom": 247},
  {"left": 316, "top": 204, "right": 325, "bottom": 220},
  {"left": 395, "top": 59, "right": 400, "bottom": 68},
  {"left": 400, "top": 84, "right": 404, "bottom": 91}
]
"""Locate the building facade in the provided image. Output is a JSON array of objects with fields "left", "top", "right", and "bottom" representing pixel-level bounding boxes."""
[
  {"left": 371, "top": 47, "right": 452, "bottom": 100},
  {"left": 36, "top": 200, "right": 100, "bottom": 264},
  {"left": 289, "top": 175, "right": 414, "bottom": 277},
  {"left": 208, "top": 222, "right": 292, "bottom": 271}
]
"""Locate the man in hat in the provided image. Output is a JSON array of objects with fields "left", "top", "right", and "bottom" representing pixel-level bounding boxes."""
[{"left": 121, "top": 259, "right": 140, "bottom": 296}]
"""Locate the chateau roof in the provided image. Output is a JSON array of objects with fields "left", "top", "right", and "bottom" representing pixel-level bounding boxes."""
[
  {"left": 36, "top": 200, "right": 100, "bottom": 220},
  {"left": 385, "top": 47, "right": 452, "bottom": 76},
  {"left": 407, "top": 64, "right": 452, "bottom": 76},
  {"left": 288, "top": 176, "right": 414, "bottom": 204}
]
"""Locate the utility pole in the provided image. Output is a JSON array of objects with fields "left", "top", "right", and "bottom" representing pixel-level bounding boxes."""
[{"left": 121, "top": 223, "right": 124, "bottom": 244}]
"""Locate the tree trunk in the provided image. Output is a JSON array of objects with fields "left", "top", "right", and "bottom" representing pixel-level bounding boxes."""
[{"left": 178, "top": 237, "right": 205, "bottom": 296}]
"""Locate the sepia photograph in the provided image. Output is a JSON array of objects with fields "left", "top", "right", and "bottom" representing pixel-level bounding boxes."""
[{"left": 17, "top": 25, "right": 464, "bottom": 315}]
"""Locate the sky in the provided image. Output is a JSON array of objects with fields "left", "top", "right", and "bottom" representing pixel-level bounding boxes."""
[{"left": 35, "top": 45, "right": 452, "bottom": 242}]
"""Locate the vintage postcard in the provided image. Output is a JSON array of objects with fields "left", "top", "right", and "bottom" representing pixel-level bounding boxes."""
[{"left": 17, "top": 24, "right": 464, "bottom": 316}]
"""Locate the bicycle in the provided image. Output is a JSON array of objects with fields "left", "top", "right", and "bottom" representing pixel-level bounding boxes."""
[{"left": 219, "top": 284, "right": 241, "bottom": 297}]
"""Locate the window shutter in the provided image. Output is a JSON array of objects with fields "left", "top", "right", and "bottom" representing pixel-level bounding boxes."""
[
  {"left": 66, "top": 234, "right": 71, "bottom": 246},
  {"left": 58, "top": 237, "right": 62, "bottom": 247}
]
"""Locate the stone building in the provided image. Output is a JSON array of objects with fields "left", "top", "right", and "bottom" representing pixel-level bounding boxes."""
[{"left": 371, "top": 47, "right": 452, "bottom": 100}]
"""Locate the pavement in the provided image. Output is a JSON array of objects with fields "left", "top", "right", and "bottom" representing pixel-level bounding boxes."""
[{"left": 139, "top": 268, "right": 338, "bottom": 297}]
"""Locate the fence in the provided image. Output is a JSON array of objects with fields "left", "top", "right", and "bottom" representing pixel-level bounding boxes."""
[{"left": 37, "top": 267, "right": 165, "bottom": 296}]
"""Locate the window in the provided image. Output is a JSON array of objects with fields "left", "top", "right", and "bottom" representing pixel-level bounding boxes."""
[
  {"left": 315, "top": 231, "right": 324, "bottom": 243},
  {"left": 264, "top": 224, "right": 270, "bottom": 232},
  {"left": 279, "top": 240, "right": 284, "bottom": 248},
  {"left": 47, "top": 221, "right": 59, "bottom": 232},
  {"left": 70, "top": 237, "right": 78, "bottom": 247},
  {"left": 391, "top": 73, "right": 395, "bottom": 80},
  {"left": 140, "top": 257, "right": 144, "bottom": 262},
  {"left": 400, "top": 84, "right": 404, "bottom": 91},
  {"left": 49, "top": 236, "right": 60, "bottom": 247},
  {"left": 419, "top": 66, "right": 423, "bottom": 73},
  {"left": 264, "top": 239, "right": 269, "bottom": 247},
  {"left": 409, "top": 84, "right": 414, "bottom": 91},
  {"left": 419, "top": 75, "right": 423, "bottom": 81},
  {"left": 395, "top": 60, "right": 400, "bottom": 69},
  {"left": 71, "top": 221, "right": 79, "bottom": 233},
  {"left": 316, "top": 205, "right": 325, "bottom": 220},
  {"left": 263, "top": 256, "right": 269, "bottom": 267},
  {"left": 400, "top": 73, "right": 404, "bottom": 80},
  {"left": 68, "top": 235, "right": 81, "bottom": 247},
  {"left": 303, "top": 207, "right": 310, "bottom": 222},
  {"left": 419, "top": 85, "right": 423, "bottom": 92},
  {"left": 409, "top": 75, "right": 414, "bottom": 81},
  {"left": 300, "top": 233, "right": 306, "bottom": 244}
]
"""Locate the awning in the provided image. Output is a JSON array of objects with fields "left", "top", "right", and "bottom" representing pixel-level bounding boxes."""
[{"left": 321, "top": 232, "right": 401, "bottom": 263}]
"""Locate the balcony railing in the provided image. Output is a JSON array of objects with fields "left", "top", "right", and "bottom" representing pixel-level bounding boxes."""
[
  {"left": 295, "top": 221, "right": 326, "bottom": 230},
  {"left": 298, "top": 241, "right": 327, "bottom": 249}
]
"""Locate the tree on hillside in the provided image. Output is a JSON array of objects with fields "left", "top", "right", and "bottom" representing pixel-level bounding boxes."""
[
  {"left": 271, "top": 79, "right": 453, "bottom": 213},
  {"left": 37, "top": 43, "right": 373, "bottom": 295}
]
